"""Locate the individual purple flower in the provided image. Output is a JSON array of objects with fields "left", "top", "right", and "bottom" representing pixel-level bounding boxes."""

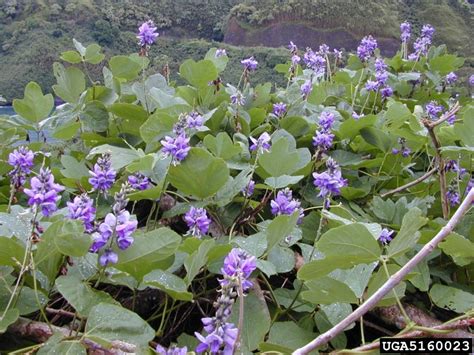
[
  {"left": 447, "top": 189, "right": 460, "bottom": 207},
  {"left": 447, "top": 114, "right": 456, "bottom": 125},
  {"left": 272, "top": 102, "right": 287, "bottom": 117},
  {"left": 318, "top": 111, "right": 336, "bottom": 131},
  {"left": 161, "top": 133, "right": 191, "bottom": 165},
  {"left": 300, "top": 80, "right": 313, "bottom": 98},
  {"left": 333, "top": 48, "right": 343, "bottom": 60},
  {"left": 421, "top": 24, "right": 435, "bottom": 41},
  {"left": 128, "top": 173, "right": 150, "bottom": 190},
  {"left": 155, "top": 344, "right": 188, "bottom": 355},
  {"left": 24, "top": 168, "right": 64, "bottom": 217},
  {"left": 303, "top": 48, "right": 326, "bottom": 74},
  {"left": 184, "top": 207, "right": 211, "bottom": 237},
  {"left": 241, "top": 56, "right": 258, "bottom": 71},
  {"left": 380, "top": 86, "right": 394, "bottom": 99},
  {"left": 401, "top": 147, "right": 411, "bottom": 157},
  {"left": 90, "top": 232, "right": 109, "bottom": 253},
  {"left": 270, "top": 188, "right": 304, "bottom": 223},
  {"left": 312, "top": 158, "right": 347, "bottom": 199},
  {"left": 137, "top": 20, "right": 159, "bottom": 47},
  {"left": 99, "top": 249, "right": 118, "bottom": 266},
  {"left": 445, "top": 72, "right": 457, "bottom": 85},
  {"left": 291, "top": 54, "right": 301, "bottom": 65},
  {"left": 469, "top": 75, "right": 474, "bottom": 86},
  {"left": 230, "top": 91, "right": 245, "bottom": 106},
  {"left": 379, "top": 228, "right": 394, "bottom": 245},
  {"left": 215, "top": 49, "right": 227, "bottom": 57},
  {"left": 8, "top": 146, "right": 34, "bottom": 188},
  {"left": 445, "top": 160, "right": 467, "bottom": 177},
  {"left": 115, "top": 211, "right": 137, "bottom": 249},
  {"left": 400, "top": 21, "right": 411, "bottom": 42},
  {"left": 374, "top": 58, "right": 388, "bottom": 72},
  {"left": 312, "top": 130, "right": 334, "bottom": 151},
  {"left": 89, "top": 153, "right": 116, "bottom": 193},
  {"left": 221, "top": 248, "right": 257, "bottom": 291},
  {"left": 249, "top": 132, "right": 271, "bottom": 153},
  {"left": 242, "top": 180, "right": 255, "bottom": 198},
  {"left": 375, "top": 70, "right": 388, "bottom": 86},
  {"left": 365, "top": 80, "right": 379, "bottom": 92},
  {"left": 426, "top": 101, "right": 444, "bottom": 119},
  {"left": 67, "top": 194, "right": 96, "bottom": 232},
  {"left": 352, "top": 112, "right": 365, "bottom": 120},
  {"left": 186, "top": 111, "right": 204, "bottom": 128},
  {"left": 392, "top": 148, "right": 399, "bottom": 155},
  {"left": 357, "top": 35, "right": 378, "bottom": 62},
  {"left": 319, "top": 44, "right": 330, "bottom": 55},
  {"left": 195, "top": 323, "right": 238, "bottom": 354}
]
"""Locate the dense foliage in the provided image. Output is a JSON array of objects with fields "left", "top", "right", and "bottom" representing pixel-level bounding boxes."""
[{"left": 0, "top": 18, "right": 473, "bottom": 354}]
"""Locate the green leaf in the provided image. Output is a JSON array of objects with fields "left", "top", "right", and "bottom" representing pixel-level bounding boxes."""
[
  {"left": 383, "top": 101, "right": 413, "bottom": 129},
  {"left": 109, "top": 103, "right": 148, "bottom": 137},
  {"left": 44, "top": 342, "right": 86, "bottom": 355},
  {"left": 149, "top": 88, "right": 190, "bottom": 109},
  {"left": 55, "top": 275, "right": 118, "bottom": 317},
  {"left": 214, "top": 168, "right": 252, "bottom": 207},
  {"left": 168, "top": 148, "right": 230, "bottom": 199},
  {"left": 73, "top": 38, "right": 87, "bottom": 56},
  {"left": 260, "top": 321, "right": 317, "bottom": 353},
  {"left": 87, "top": 144, "right": 141, "bottom": 171},
  {"left": 179, "top": 59, "right": 218, "bottom": 88},
  {"left": 85, "top": 303, "right": 154, "bottom": 347},
  {"left": 53, "top": 121, "right": 81, "bottom": 140},
  {"left": 143, "top": 270, "right": 192, "bottom": 301},
  {"left": 0, "top": 309, "right": 19, "bottom": 333},
  {"left": 439, "top": 233, "right": 474, "bottom": 266},
  {"left": 454, "top": 105, "right": 474, "bottom": 147},
  {"left": 12, "top": 82, "right": 54, "bottom": 123},
  {"left": 371, "top": 197, "right": 395, "bottom": 222},
  {"left": 60, "top": 50, "right": 82, "bottom": 64},
  {"left": 338, "top": 114, "right": 377, "bottom": 139},
  {"left": 140, "top": 112, "right": 177, "bottom": 143},
  {"left": 259, "top": 137, "right": 310, "bottom": 177},
  {"left": 330, "top": 262, "right": 378, "bottom": 298},
  {"left": 52, "top": 63, "right": 86, "bottom": 104},
  {"left": 429, "top": 54, "right": 464, "bottom": 74},
  {"left": 228, "top": 293, "right": 271, "bottom": 351},
  {"left": 60, "top": 155, "right": 89, "bottom": 179},
  {"left": 265, "top": 175, "right": 304, "bottom": 189},
  {"left": 266, "top": 212, "right": 300, "bottom": 252},
  {"left": 115, "top": 228, "right": 181, "bottom": 281},
  {"left": 366, "top": 264, "right": 406, "bottom": 306},
  {"left": 0, "top": 237, "right": 25, "bottom": 267},
  {"left": 109, "top": 55, "right": 142, "bottom": 81},
  {"left": 204, "top": 48, "right": 229, "bottom": 72},
  {"left": 184, "top": 239, "right": 214, "bottom": 285},
  {"left": 203, "top": 132, "right": 242, "bottom": 160},
  {"left": 84, "top": 43, "right": 105, "bottom": 64},
  {"left": 360, "top": 127, "right": 392, "bottom": 152},
  {"left": 429, "top": 284, "right": 474, "bottom": 313},
  {"left": 268, "top": 246, "right": 295, "bottom": 273},
  {"left": 302, "top": 277, "right": 358, "bottom": 304},
  {"left": 80, "top": 100, "right": 109, "bottom": 132},
  {"left": 388, "top": 208, "right": 427, "bottom": 258}
]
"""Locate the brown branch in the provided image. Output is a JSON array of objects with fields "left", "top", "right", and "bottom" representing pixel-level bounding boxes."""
[
  {"left": 426, "top": 101, "right": 460, "bottom": 129},
  {"left": 380, "top": 167, "right": 438, "bottom": 198},
  {"left": 7, "top": 317, "right": 137, "bottom": 354},
  {"left": 292, "top": 188, "right": 474, "bottom": 355},
  {"left": 347, "top": 318, "right": 474, "bottom": 353}
]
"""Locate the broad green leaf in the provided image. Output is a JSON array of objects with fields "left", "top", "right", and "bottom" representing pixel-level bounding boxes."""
[
  {"left": 52, "top": 63, "right": 86, "bottom": 104},
  {"left": 338, "top": 114, "right": 377, "bottom": 139},
  {"left": 302, "top": 277, "right": 358, "bottom": 304},
  {"left": 320, "top": 303, "right": 354, "bottom": 329},
  {"left": 60, "top": 155, "right": 89, "bottom": 179},
  {"left": 40, "top": 220, "right": 91, "bottom": 258},
  {"left": 184, "top": 239, "right": 214, "bottom": 285},
  {"left": 314, "top": 309, "right": 347, "bottom": 349},
  {"left": 109, "top": 103, "right": 148, "bottom": 137},
  {"left": 330, "top": 262, "right": 378, "bottom": 298},
  {"left": 109, "top": 55, "right": 141, "bottom": 81},
  {"left": 204, "top": 48, "right": 229, "bottom": 72},
  {"left": 80, "top": 100, "right": 109, "bottom": 132},
  {"left": 13, "top": 82, "right": 54, "bottom": 123},
  {"left": 53, "top": 121, "right": 81, "bottom": 140},
  {"left": 228, "top": 293, "right": 271, "bottom": 352},
  {"left": 233, "top": 232, "right": 267, "bottom": 258},
  {"left": 87, "top": 144, "right": 141, "bottom": 171},
  {"left": 259, "top": 137, "right": 300, "bottom": 177},
  {"left": 388, "top": 208, "right": 427, "bottom": 258},
  {"left": 115, "top": 228, "right": 181, "bottom": 281},
  {"left": 203, "top": 132, "right": 242, "bottom": 160},
  {"left": 168, "top": 148, "right": 230, "bottom": 199},
  {"left": 371, "top": 196, "right": 395, "bottom": 222},
  {"left": 0, "top": 237, "right": 25, "bottom": 267},
  {"left": 214, "top": 168, "right": 252, "bottom": 207},
  {"left": 454, "top": 105, "right": 474, "bottom": 147},
  {"left": 383, "top": 101, "right": 413, "bottom": 129},
  {"left": 439, "top": 232, "right": 474, "bottom": 266},
  {"left": 0, "top": 309, "right": 19, "bottom": 333},
  {"left": 143, "top": 270, "right": 192, "bottom": 301},
  {"left": 84, "top": 43, "right": 105, "bottom": 64},
  {"left": 265, "top": 175, "right": 304, "bottom": 189},
  {"left": 149, "top": 88, "right": 190, "bottom": 109},
  {"left": 360, "top": 127, "right": 392, "bottom": 152},
  {"left": 85, "top": 303, "right": 154, "bottom": 347},
  {"left": 273, "top": 288, "right": 314, "bottom": 312},
  {"left": 55, "top": 275, "right": 118, "bottom": 317},
  {"left": 366, "top": 264, "right": 406, "bottom": 306},
  {"left": 429, "top": 54, "right": 464, "bottom": 74},
  {"left": 429, "top": 284, "right": 474, "bottom": 313},
  {"left": 45, "top": 342, "right": 86, "bottom": 355},
  {"left": 125, "top": 154, "right": 155, "bottom": 173},
  {"left": 259, "top": 321, "right": 317, "bottom": 353},
  {"left": 61, "top": 50, "right": 82, "bottom": 63},
  {"left": 73, "top": 38, "right": 87, "bottom": 56},
  {"left": 268, "top": 246, "right": 295, "bottom": 273},
  {"left": 265, "top": 212, "right": 299, "bottom": 252},
  {"left": 179, "top": 59, "right": 218, "bottom": 88},
  {"left": 140, "top": 112, "right": 177, "bottom": 143}
]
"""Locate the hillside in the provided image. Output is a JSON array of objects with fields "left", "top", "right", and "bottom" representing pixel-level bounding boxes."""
[{"left": 0, "top": 0, "right": 472, "bottom": 102}]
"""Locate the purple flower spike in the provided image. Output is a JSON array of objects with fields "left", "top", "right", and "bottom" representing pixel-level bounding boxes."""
[
  {"left": 24, "top": 167, "right": 64, "bottom": 217},
  {"left": 318, "top": 111, "right": 336, "bottom": 131},
  {"left": 469, "top": 75, "right": 474, "bottom": 87},
  {"left": 249, "top": 132, "right": 271, "bottom": 153},
  {"left": 184, "top": 207, "right": 211, "bottom": 237},
  {"left": 447, "top": 189, "right": 460, "bottom": 207},
  {"left": 241, "top": 56, "right": 258, "bottom": 71},
  {"left": 300, "top": 80, "right": 313, "bottom": 98},
  {"left": 128, "top": 173, "right": 150, "bottom": 191},
  {"left": 137, "top": 20, "right": 159, "bottom": 47},
  {"left": 400, "top": 21, "right": 411, "bottom": 42},
  {"left": 221, "top": 248, "right": 257, "bottom": 291},
  {"left": 445, "top": 72, "right": 457, "bottom": 85},
  {"left": 161, "top": 133, "right": 191, "bottom": 165},
  {"left": 357, "top": 35, "right": 378, "bottom": 62},
  {"left": 379, "top": 228, "right": 394, "bottom": 245},
  {"left": 270, "top": 188, "right": 304, "bottom": 223},
  {"left": 312, "top": 130, "right": 334, "bottom": 151},
  {"left": 115, "top": 211, "right": 137, "bottom": 249},
  {"left": 303, "top": 48, "right": 326, "bottom": 74},
  {"left": 365, "top": 80, "right": 379, "bottom": 92},
  {"left": 89, "top": 153, "right": 116, "bottom": 193},
  {"left": 242, "top": 180, "right": 255, "bottom": 198},
  {"left": 67, "top": 194, "right": 96, "bottom": 232},
  {"left": 312, "top": 158, "right": 347, "bottom": 199},
  {"left": 426, "top": 101, "right": 444, "bottom": 120},
  {"left": 186, "top": 111, "right": 204, "bottom": 129},
  {"left": 8, "top": 146, "right": 35, "bottom": 188},
  {"left": 155, "top": 344, "right": 188, "bottom": 355},
  {"left": 272, "top": 102, "right": 287, "bottom": 117},
  {"left": 421, "top": 24, "right": 435, "bottom": 41},
  {"left": 99, "top": 249, "right": 118, "bottom": 266},
  {"left": 380, "top": 86, "right": 393, "bottom": 99}
]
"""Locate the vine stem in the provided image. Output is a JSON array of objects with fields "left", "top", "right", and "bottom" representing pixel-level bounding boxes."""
[
  {"left": 234, "top": 280, "right": 245, "bottom": 353},
  {"left": 292, "top": 188, "right": 474, "bottom": 355},
  {"left": 380, "top": 167, "right": 438, "bottom": 198}
]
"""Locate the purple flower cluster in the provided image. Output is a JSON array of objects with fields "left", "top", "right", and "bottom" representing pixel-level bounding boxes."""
[
  {"left": 137, "top": 20, "right": 159, "bottom": 47},
  {"left": 400, "top": 21, "right": 411, "bottom": 42},
  {"left": 312, "top": 158, "right": 347, "bottom": 205},
  {"left": 445, "top": 160, "right": 467, "bottom": 177},
  {"left": 89, "top": 153, "right": 116, "bottom": 194},
  {"left": 303, "top": 48, "right": 326, "bottom": 75},
  {"left": 8, "top": 146, "right": 34, "bottom": 188},
  {"left": 270, "top": 188, "right": 304, "bottom": 223},
  {"left": 425, "top": 101, "right": 444, "bottom": 120},
  {"left": 249, "top": 132, "right": 271, "bottom": 153},
  {"left": 155, "top": 344, "right": 187, "bottom": 355},
  {"left": 409, "top": 24, "right": 434, "bottom": 60},
  {"left": 272, "top": 102, "right": 287, "bottom": 117},
  {"left": 446, "top": 188, "right": 460, "bottom": 207},
  {"left": 67, "top": 194, "right": 96, "bottom": 232},
  {"left": 379, "top": 228, "right": 394, "bottom": 245},
  {"left": 445, "top": 72, "right": 457, "bottom": 85},
  {"left": 24, "top": 168, "right": 64, "bottom": 217},
  {"left": 241, "top": 56, "right": 258, "bottom": 71},
  {"left": 365, "top": 58, "right": 392, "bottom": 97},
  {"left": 161, "top": 133, "right": 191, "bottom": 165},
  {"left": 300, "top": 79, "right": 313, "bottom": 98},
  {"left": 195, "top": 248, "right": 256, "bottom": 354},
  {"left": 357, "top": 35, "right": 378, "bottom": 62},
  {"left": 186, "top": 111, "right": 204, "bottom": 129},
  {"left": 392, "top": 137, "right": 411, "bottom": 157},
  {"left": 128, "top": 173, "right": 150, "bottom": 191},
  {"left": 184, "top": 207, "right": 211, "bottom": 237},
  {"left": 313, "top": 111, "right": 335, "bottom": 151},
  {"left": 230, "top": 91, "right": 245, "bottom": 106},
  {"left": 242, "top": 180, "right": 255, "bottom": 198}
]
